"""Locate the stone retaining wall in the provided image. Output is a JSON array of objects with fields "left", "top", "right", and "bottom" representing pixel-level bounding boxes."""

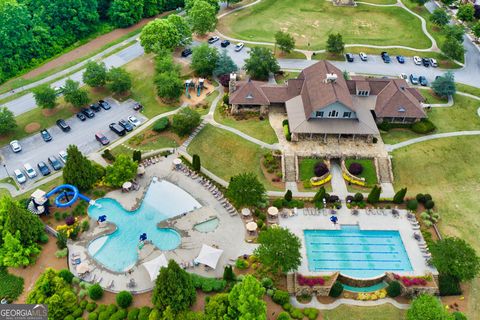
[
  {"left": 341, "top": 159, "right": 366, "bottom": 184},
  {"left": 289, "top": 272, "right": 339, "bottom": 297},
  {"left": 337, "top": 273, "right": 385, "bottom": 288},
  {"left": 385, "top": 273, "right": 439, "bottom": 297}
]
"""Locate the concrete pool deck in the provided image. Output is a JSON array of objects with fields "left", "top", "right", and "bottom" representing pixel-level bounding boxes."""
[
  {"left": 68, "top": 155, "right": 256, "bottom": 293},
  {"left": 279, "top": 206, "right": 437, "bottom": 279}
]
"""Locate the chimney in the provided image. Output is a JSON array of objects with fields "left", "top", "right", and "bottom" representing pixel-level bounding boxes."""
[
  {"left": 229, "top": 73, "right": 237, "bottom": 93},
  {"left": 325, "top": 73, "right": 338, "bottom": 83}
]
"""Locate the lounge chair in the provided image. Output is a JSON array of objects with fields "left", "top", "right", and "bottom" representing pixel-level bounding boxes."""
[{"left": 107, "top": 280, "right": 114, "bottom": 289}]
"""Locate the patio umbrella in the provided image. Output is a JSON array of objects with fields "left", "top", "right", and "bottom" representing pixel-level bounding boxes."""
[
  {"left": 76, "top": 262, "right": 90, "bottom": 275},
  {"left": 330, "top": 216, "right": 338, "bottom": 224},
  {"left": 246, "top": 221, "right": 258, "bottom": 232},
  {"left": 137, "top": 165, "right": 145, "bottom": 175},
  {"left": 241, "top": 208, "right": 251, "bottom": 217},
  {"left": 173, "top": 158, "right": 182, "bottom": 165},
  {"left": 139, "top": 233, "right": 147, "bottom": 241},
  {"left": 267, "top": 206, "right": 278, "bottom": 216},
  {"left": 98, "top": 215, "right": 107, "bottom": 222},
  {"left": 122, "top": 181, "right": 132, "bottom": 190}
]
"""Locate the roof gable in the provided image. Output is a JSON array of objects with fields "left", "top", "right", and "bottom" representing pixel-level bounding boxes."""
[{"left": 229, "top": 80, "right": 270, "bottom": 105}]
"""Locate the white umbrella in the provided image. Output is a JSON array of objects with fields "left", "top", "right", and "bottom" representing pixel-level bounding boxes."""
[
  {"left": 76, "top": 262, "right": 90, "bottom": 274},
  {"left": 195, "top": 244, "right": 223, "bottom": 269},
  {"left": 137, "top": 166, "right": 145, "bottom": 174},
  {"left": 267, "top": 206, "right": 278, "bottom": 216},
  {"left": 122, "top": 181, "right": 132, "bottom": 189},
  {"left": 173, "top": 158, "right": 182, "bottom": 165},
  {"left": 241, "top": 208, "right": 251, "bottom": 216},
  {"left": 246, "top": 221, "right": 258, "bottom": 232},
  {"left": 142, "top": 254, "right": 168, "bottom": 281}
]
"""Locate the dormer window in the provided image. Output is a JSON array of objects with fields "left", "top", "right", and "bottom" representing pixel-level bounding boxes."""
[
  {"left": 246, "top": 93, "right": 253, "bottom": 99},
  {"left": 398, "top": 107, "right": 406, "bottom": 113}
]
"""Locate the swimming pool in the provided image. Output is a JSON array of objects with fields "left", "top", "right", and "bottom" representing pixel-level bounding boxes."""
[
  {"left": 194, "top": 217, "right": 219, "bottom": 233},
  {"left": 304, "top": 225, "right": 413, "bottom": 278},
  {"left": 87, "top": 179, "right": 201, "bottom": 272}
]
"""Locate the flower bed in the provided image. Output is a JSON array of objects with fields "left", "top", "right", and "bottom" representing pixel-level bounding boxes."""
[
  {"left": 356, "top": 289, "right": 387, "bottom": 301},
  {"left": 297, "top": 274, "right": 329, "bottom": 287},
  {"left": 393, "top": 274, "right": 431, "bottom": 287},
  {"left": 310, "top": 174, "right": 331, "bottom": 186}
]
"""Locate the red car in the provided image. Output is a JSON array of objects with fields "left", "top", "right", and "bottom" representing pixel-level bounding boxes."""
[{"left": 95, "top": 133, "right": 109, "bottom": 145}]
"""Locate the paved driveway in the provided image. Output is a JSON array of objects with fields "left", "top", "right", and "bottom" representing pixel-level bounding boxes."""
[{"left": 1, "top": 98, "right": 147, "bottom": 186}]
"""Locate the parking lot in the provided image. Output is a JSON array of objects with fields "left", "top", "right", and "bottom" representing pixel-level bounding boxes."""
[{"left": 0, "top": 98, "right": 147, "bottom": 187}]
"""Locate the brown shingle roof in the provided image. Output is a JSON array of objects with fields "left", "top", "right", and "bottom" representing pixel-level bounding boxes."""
[
  {"left": 374, "top": 80, "right": 426, "bottom": 119},
  {"left": 229, "top": 80, "right": 270, "bottom": 105},
  {"left": 355, "top": 81, "right": 371, "bottom": 92}
]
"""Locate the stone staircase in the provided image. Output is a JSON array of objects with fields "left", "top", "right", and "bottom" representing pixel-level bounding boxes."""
[
  {"left": 377, "top": 157, "right": 393, "bottom": 183},
  {"left": 284, "top": 153, "right": 297, "bottom": 182},
  {"left": 178, "top": 121, "right": 206, "bottom": 152}
]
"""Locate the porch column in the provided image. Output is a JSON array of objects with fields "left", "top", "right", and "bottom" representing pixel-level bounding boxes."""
[
  {"left": 337, "top": 134, "right": 341, "bottom": 143},
  {"left": 323, "top": 133, "right": 327, "bottom": 143}
]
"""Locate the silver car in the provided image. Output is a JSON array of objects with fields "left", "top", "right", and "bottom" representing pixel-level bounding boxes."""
[
  {"left": 14, "top": 169, "right": 27, "bottom": 184},
  {"left": 9, "top": 140, "right": 21, "bottom": 153}
]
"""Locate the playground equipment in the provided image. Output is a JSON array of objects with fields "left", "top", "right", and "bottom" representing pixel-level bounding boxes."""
[
  {"left": 197, "top": 78, "right": 204, "bottom": 97},
  {"left": 45, "top": 184, "right": 93, "bottom": 208},
  {"left": 185, "top": 79, "right": 195, "bottom": 98}
]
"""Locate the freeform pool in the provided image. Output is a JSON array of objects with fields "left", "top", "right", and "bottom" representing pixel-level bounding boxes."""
[
  {"left": 87, "top": 179, "right": 201, "bottom": 272},
  {"left": 194, "top": 217, "right": 219, "bottom": 233},
  {"left": 304, "top": 225, "right": 413, "bottom": 278}
]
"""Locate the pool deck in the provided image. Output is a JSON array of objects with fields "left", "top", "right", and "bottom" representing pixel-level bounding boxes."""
[
  {"left": 279, "top": 206, "right": 437, "bottom": 279},
  {"left": 68, "top": 155, "right": 256, "bottom": 293}
]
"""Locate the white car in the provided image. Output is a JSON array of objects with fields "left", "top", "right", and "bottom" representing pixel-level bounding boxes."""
[
  {"left": 413, "top": 56, "right": 422, "bottom": 65},
  {"left": 234, "top": 42, "right": 244, "bottom": 52},
  {"left": 359, "top": 52, "right": 368, "bottom": 61},
  {"left": 9, "top": 140, "right": 22, "bottom": 153},
  {"left": 23, "top": 163, "right": 37, "bottom": 179},
  {"left": 59, "top": 150, "right": 67, "bottom": 163},
  {"left": 399, "top": 73, "right": 409, "bottom": 82},
  {"left": 128, "top": 115, "right": 141, "bottom": 127},
  {"left": 429, "top": 58, "right": 438, "bottom": 68},
  {"left": 13, "top": 169, "right": 26, "bottom": 184}
]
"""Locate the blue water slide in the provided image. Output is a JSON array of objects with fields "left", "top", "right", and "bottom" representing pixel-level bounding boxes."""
[{"left": 45, "top": 184, "right": 91, "bottom": 208}]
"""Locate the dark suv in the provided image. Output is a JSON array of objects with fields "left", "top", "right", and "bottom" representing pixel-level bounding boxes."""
[
  {"left": 81, "top": 108, "right": 95, "bottom": 118},
  {"left": 48, "top": 156, "right": 62, "bottom": 170},
  {"left": 90, "top": 103, "right": 101, "bottom": 112},
  {"left": 381, "top": 51, "right": 391, "bottom": 63},
  {"left": 99, "top": 100, "right": 111, "bottom": 110},
  {"left": 422, "top": 58, "right": 430, "bottom": 67},
  {"left": 181, "top": 48, "right": 192, "bottom": 57},
  {"left": 56, "top": 119, "right": 71, "bottom": 132},
  {"left": 109, "top": 123, "right": 126, "bottom": 136},
  {"left": 220, "top": 40, "right": 230, "bottom": 48},
  {"left": 40, "top": 129, "right": 52, "bottom": 142},
  {"left": 345, "top": 53, "right": 354, "bottom": 62},
  {"left": 118, "top": 119, "right": 133, "bottom": 132}
]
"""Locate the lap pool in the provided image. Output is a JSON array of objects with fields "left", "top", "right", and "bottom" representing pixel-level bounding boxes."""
[
  {"left": 304, "top": 225, "right": 413, "bottom": 278},
  {"left": 87, "top": 178, "right": 201, "bottom": 272}
]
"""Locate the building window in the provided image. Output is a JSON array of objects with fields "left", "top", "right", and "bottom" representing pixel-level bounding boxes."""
[
  {"left": 328, "top": 110, "right": 338, "bottom": 117},
  {"left": 315, "top": 111, "right": 324, "bottom": 118},
  {"left": 343, "top": 112, "right": 351, "bottom": 118},
  {"left": 398, "top": 106, "right": 406, "bottom": 113}
]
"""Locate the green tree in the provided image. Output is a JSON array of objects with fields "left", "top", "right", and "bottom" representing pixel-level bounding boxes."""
[
  {"left": 155, "top": 71, "right": 184, "bottom": 101},
  {"left": 191, "top": 44, "right": 219, "bottom": 77},
  {"left": 430, "top": 237, "right": 480, "bottom": 282},
  {"left": 143, "top": 0, "right": 162, "bottom": 17},
  {"left": 0, "top": 231, "right": 41, "bottom": 267},
  {"left": 472, "top": 21, "right": 480, "bottom": 41},
  {"left": 223, "top": 265, "right": 235, "bottom": 281},
  {"left": 83, "top": 61, "right": 107, "bottom": 88},
  {"left": 407, "top": 294, "right": 452, "bottom": 320},
  {"left": 204, "top": 293, "right": 229, "bottom": 319},
  {"left": 132, "top": 150, "right": 142, "bottom": 162},
  {"left": 284, "top": 189, "right": 292, "bottom": 202},
  {"left": 441, "top": 37, "right": 465, "bottom": 60},
  {"left": 226, "top": 275, "right": 266, "bottom": 320},
  {"left": 63, "top": 79, "right": 90, "bottom": 107},
  {"left": 185, "top": 0, "right": 220, "bottom": 13},
  {"left": 431, "top": 71, "right": 456, "bottom": 98},
  {"left": 171, "top": 108, "right": 201, "bottom": 136},
  {"left": 0, "top": 107, "right": 17, "bottom": 135},
  {"left": 275, "top": 31, "right": 295, "bottom": 53},
  {"left": 411, "top": 0, "right": 427, "bottom": 5},
  {"left": 440, "top": 0, "right": 454, "bottom": 5},
  {"left": 213, "top": 50, "right": 238, "bottom": 77},
  {"left": 152, "top": 260, "right": 196, "bottom": 314},
  {"left": 430, "top": 8, "right": 450, "bottom": 27},
  {"left": 33, "top": 85, "right": 57, "bottom": 109},
  {"left": 109, "top": 0, "right": 144, "bottom": 27},
  {"left": 225, "top": 0, "right": 241, "bottom": 7},
  {"left": 192, "top": 154, "right": 201, "bottom": 172},
  {"left": 140, "top": 15, "right": 191, "bottom": 53},
  {"left": 105, "top": 154, "right": 138, "bottom": 187},
  {"left": 244, "top": 47, "right": 280, "bottom": 81},
  {"left": 255, "top": 227, "right": 301, "bottom": 273},
  {"left": 393, "top": 187, "right": 407, "bottom": 204},
  {"left": 63, "top": 145, "right": 98, "bottom": 191},
  {"left": 326, "top": 33, "right": 345, "bottom": 54},
  {"left": 88, "top": 283, "right": 104, "bottom": 300},
  {"left": 107, "top": 67, "right": 132, "bottom": 94},
  {"left": 457, "top": 4, "right": 475, "bottom": 22},
  {"left": 443, "top": 25, "right": 465, "bottom": 43},
  {"left": 367, "top": 185, "right": 381, "bottom": 204},
  {"left": 226, "top": 172, "right": 266, "bottom": 207},
  {"left": 313, "top": 186, "right": 327, "bottom": 208},
  {"left": 188, "top": 0, "right": 217, "bottom": 35}
]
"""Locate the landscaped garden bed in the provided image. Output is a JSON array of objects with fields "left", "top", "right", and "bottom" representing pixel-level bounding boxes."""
[
  {"left": 260, "top": 151, "right": 285, "bottom": 189},
  {"left": 297, "top": 157, "right": 332, "bottom": 192},
  {"left": 344, "top": 158, "right": 378, "bottom": 192}
]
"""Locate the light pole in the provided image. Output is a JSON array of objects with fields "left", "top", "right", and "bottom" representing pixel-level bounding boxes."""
[{"left": 3, "top": 163, "right": 10, "bottom": 178}]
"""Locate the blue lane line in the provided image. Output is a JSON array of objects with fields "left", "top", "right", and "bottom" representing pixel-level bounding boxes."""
[
  {"left": 313, "top": 259, "right": 402, "bottom": 263},
  {"left": 311, "top": 250, "right": 399, "bottom": 254}
]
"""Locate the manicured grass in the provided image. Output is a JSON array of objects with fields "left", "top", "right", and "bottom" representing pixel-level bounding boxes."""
[
  {"left": 0, "top": 268, "right": 24, "bottom": 301},
  {"left": 359, "top": 0, "right": 397, "bottom": 4},
  {"left": 218, "top": 0, "right": 431, "bottom": 50},
  {"left": 214, "top": 105, "right": 278, "bottom": 144},
  {"left": 0, "top": 177, "right": 19, "bottom": 190},
  {"left": 15, "top": 175, "right": 64, "bottom": 201},
  {"left": 345, "top": 159, "right": 378, "bottom": 186},
  {"left": 312, "top": 52, "right": 346, "bottom": 61},
  {"left": 298, "top": 158, "right": 322, "bottom": 181},
  {"left": 418, "top": 88, "right": 448, "bottom": 104},
  {"left": 456, "top": 83, "right": 480, "bottom": 97},
  {"left": 323, "top": 304, "right": 406, "bottom": 320},
  {"left": 392, "top": 136, "right": 480, "bottom": 319},
  {"left": 275, "top": 71, "right": 301, "bottom": 84},
  {"left": 187, "top": 124, "right": 279, "bottom": 190}
]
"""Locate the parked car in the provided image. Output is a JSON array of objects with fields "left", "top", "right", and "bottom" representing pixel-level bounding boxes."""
[
  {"left": 56, "top": 119, "right": 71, "bottom": 132},
  {"left": 359, "top": 52, "right": 367, "bottom": 61},
  {"left": 429, "top": 58, "right": 438, "bottom": 68},
  {"left": 234, "top": 42, "right": 244, "bottom": 52},
  {"left": 409, "top": 74, "right": 420, "bottom": 85},
  {"left": 76, "top": 112, "right": 87, "bottom": 121},
  {"left": 396, "top": 55, "right": 405, "bottom": 64},
  {"left": 419, "top": 76, "right": 428, "bottom": 86},
  {"left": 181, "top": 48, "right": 192, "bottom": 57},
  {"left": 13, "top": 169, "right": 26, "bottom": 184},
  {"left": 9, "top": 140, "right": 21, "bottom": 153},
  {"left": 422, "top": 58, "right": 430, "bottom": 67},
  {"left": 53, "top": 86, "right": 64, "bottom": 95},
  {"left": 48, "top": 156, "right": 62, "bottom": 171},
  {"left": 413, "top": 56, "right": 422, "bottom": 65},
  {"left": 37, "top": 161, "right": 51, "bottom": 176},
  {"left": 208, "top": 36, "right": 219, "bottom": 44},
  {"left": 345, "top": 53, "right": 354, "bottom": 62},
  {"left": 90, "top": 103, "right": 101, "bottom": 112},
  {"left": 133, "top": 102, "right": 143, "bottom": 111},
  {"left": 128, "top": 115, "right": 141, "bottom": 127},
  {"left": 99, "top": 100, "right": 111, "bottom": 110},
  {"left": 23, "top": 163, "right": 37, "bottom": 179},
  {"left": 220, "top": 40, "right": 230, "bottom": 48},
  {"left": 109, "top": 122, "right": 126, "bottom": 136},
  {"left": 81, "top": 108, "right": 95, "bottom": 118},
  {"left": 380, "top": 51, "right": 391, "bottom": 63},
  {"left": 59, "top": 150, "right": 67, "bottom": 163},
  {"left": 95, "top": 133, "right": 110, "bottom": 145},
  {"left": 399, "top": 73, "right": 409, "bottom": 82},
  {"left": 40, "top": 129, "right": 52, "bottom": 142},
  {"left": 119, "top": 119, "right": 133, "bottom": 132}
]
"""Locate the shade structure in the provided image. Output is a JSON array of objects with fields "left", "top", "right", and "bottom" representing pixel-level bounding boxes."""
[
  {"left": 173, "top": 158, "right": 182, "bottom": 165},
  {"left": 267, "top": 206, "right": 279, "bottom": 216},
  {"left": 137, "top": 165, "right": 145, "bottom": 174},
  {"left": 122, "top": 181, "right": 132, "bottom": 189},
  {"left": 142, "top": 254, "right": 168, "bottom": 281},
  {"left": 246, "top": 221, "right": 258, "bottom": 231},
  {"left": 195, "top": 244, "right": 223, "bottom": 269},
  {"left": 76, "top": 262, "right": 90, "bottom": 274},
  {"left": 241, "top": 208, "right": 251, "bottom": 216},
  {"left": 31, "top": 189, "right": 46, "bottom": 200}
]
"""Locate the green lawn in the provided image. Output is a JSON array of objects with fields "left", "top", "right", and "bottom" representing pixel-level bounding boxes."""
[
  {"left": 298, "top": 158, "right": 322, "bottom": 181},
  {"left": 360, "top": 0, "right": 397, "bottom": 4},
  {"left": 214, "top": 105, "right": 278, "bottom": 144},
  {"left": 15, "top": 175, "right": 64, "bottom": 201},
  {"left": 218, "top": 0, "right": 431, "bottom": 50},
  {"left": 456, "top": 83, "right": 480, "bottom": 97},
  {"left": 345, "top": 159, "right": 378, "bottom": 186},
  {"left": 187, "top": 124, "right": 280, "bottom": 190},
  {"left": 391, "top": 136, "right": 480, "bottom": 319},
  {"left": 275, "top": 71, "right": 301, "bottom": 84},
  {"left": 419, "top": 88, "right": 448, "bottom": 104},
  {"left": 323, "top": 304, "right": 406, "bottom": 320}
]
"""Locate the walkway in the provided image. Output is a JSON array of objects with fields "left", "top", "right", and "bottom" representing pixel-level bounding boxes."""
[
  {"left": 330, "top": 162, "right": 349, "bottom": 199},
  {"left": 386, "top": 130, "right": 480, "bottom": 151},
  {"left": 290, "top": 296, "right": 410, "bottom": 310}
]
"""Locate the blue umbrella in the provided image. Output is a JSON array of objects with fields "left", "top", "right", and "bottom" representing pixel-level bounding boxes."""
[
  {"left": 139, "top": 233, "right": 147, "bottom": 241},
  {"left": 98, "top": 215, "right": 107, "bottom": 222},
  {"left": 330, "top": 216, "right": 338, "bottom": 224}
]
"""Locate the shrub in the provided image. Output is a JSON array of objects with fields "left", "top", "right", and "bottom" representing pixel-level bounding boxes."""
[
  {"left": 106, "top": 304, "right": 117, "bottom": 315},
  {"left": 80, "top": 300, "right": 88, "bottom": 310},
  {"left": 56, "top": 231, "right": 67, "bottom": 249},
  {"left": 38, "top": 232, "right": 49, "bottom": 244},
  {"left": 314, "top": 162, "right": 329, "bottom": 177},
  {"left": 329, "top": 281, "right": 344, "bottom": 297},
  {"left": 88, "top": 312, "right": 98, "bottom": 320},
  {"left": 72, "top": 308, "right": 84, "bottom": 318},
  {"left": 290, "top": 308, "right": 304, "bottom": 319},
  {"left": 354, "top": 192, "right": 364, "bottom": 202},
  {"left": 407, "top": 199, "right": 418, "bottom": 211},
  {"left": 257, "top": 220, "right": 264, "bottom": 229},
  {"left": 190, "top": 274, "right": 226, "bottom": 292},
  {"left": 65, "top": 215, "right": 75, "bottom": 226},
  {"left": 55, "top": 248, "right": 68, "bottom": 258},
  {"left": 303, "top": 308, "right": 319, "bottom": 320},
  {"left": 101, "top": 149, "right": 115, "bottom": 162},
  {"left": 272, "top": 289, "right": 290, "bottom": 305},
  {"left": 97, "top": 305, "right": 107, "bottom": 313},
  {"left": 425, "top": 200, "right": 435, "bottom": 210},
  {"left": 81, "top": 220, "right": 90, "bottom": 232},
  {"left": 54, "top": 212, "right": 62, "bottom": 221},
  {"left": 110, "top": 309, "right": 127, "bottom": 320},
  {"left": 98, "top": 311, "right": 109, "bottom": 320},
  {"left": 235, "top": 258, "right": 249, "bottom": 269},
  {"left": 116, "top": 291, "right": 133, "bottom": 308},
  {"left": 438, "top": 274, "right": 462, "bottom": 296},
  {"left": 284, "top": 190, "right": 293, "bottom": 202},
  {"left": 88, "top": 284, "right": 104, "bottom": 300},
  {"left": 223, "top": 265, "right": 235, "bottom": 281},
  {"left": 386, "top": 281, "right": 401, "bottom": 297},
  {"left": 152, "top": 117, "right": 169, "bottom": 132},
  {"left": 261, "top": 277, "right": 274, "bottom": 289},
  {"left": 411, "top": 119, "right": 436, "bottom": 134},
  {"left": 86, "top": 302, "right": 97, "bottom": 312},
  {"left": 59, "top": 269, "right": 74, "bottom": 284},
  {"left": 277, "top": 312, "right": 291, "bottom": 320},
  {"left": 452, "top": 312, "right": 468, "bottom": 320},
  {"left": 282, "top": 303, "right": 292, "bottom": 312},
  {"left": 127, "top": 308, "right": 140, "bottom": 320},
  {"left": 65, "top": 316, "right": 75, "bottom": 320},
  {"left": 348, "top": 162, "right": 363, "bottom": 175},
  {"left": 137, "top": 307, "right": 151, "bottom": 320},
  {"left": 416, "top": 193, "right": 425, "bottom": 203}
]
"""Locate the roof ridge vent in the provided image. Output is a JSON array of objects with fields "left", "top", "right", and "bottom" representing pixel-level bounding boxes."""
[{"left": 324, "top": 73, "right": 338, "bottom": 83}]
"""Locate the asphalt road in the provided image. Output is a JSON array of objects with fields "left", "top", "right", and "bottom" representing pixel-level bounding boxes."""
[{"left": 1, "top": 98, "right": 147, "bottom": 186}]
